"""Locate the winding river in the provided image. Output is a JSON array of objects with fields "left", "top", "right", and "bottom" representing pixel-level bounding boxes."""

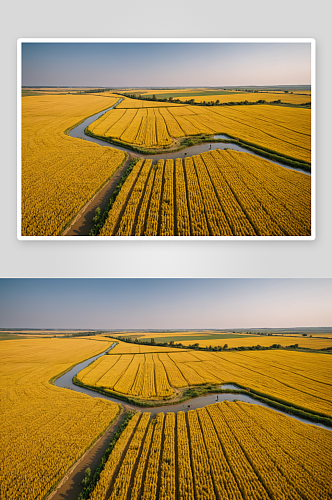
[
  {"left": 68, "top": 99, "right": 310, "bottom": 176},
  {"left": 54, "top": 345, "right": 330, "bottom": 430}
]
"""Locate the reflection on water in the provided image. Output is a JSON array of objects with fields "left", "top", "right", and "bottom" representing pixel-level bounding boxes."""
[
  {"left": 54, "top": 348, "right": 329, "bottom": 429},
  {"left": 214, "top": 134, "right": 233, "bottom": 140},
  {"left": 221, "top": 383, "right": 243, "bottom": 390}
]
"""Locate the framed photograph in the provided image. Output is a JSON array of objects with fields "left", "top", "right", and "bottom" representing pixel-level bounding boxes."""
[
  {"left": 1, "top": 277, "right": 332, "bottom": 500},
  {"left": 18, "top": 38, "right": 315, "bottom": 239}
]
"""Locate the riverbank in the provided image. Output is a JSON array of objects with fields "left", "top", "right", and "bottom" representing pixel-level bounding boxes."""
[{"left": 54, "top": 347, "right": 332, "bottom": 430}]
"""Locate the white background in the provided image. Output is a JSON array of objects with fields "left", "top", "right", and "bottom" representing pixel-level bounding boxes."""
[{"left": 1, "top": 0, "right": 331, "bottom": 278}]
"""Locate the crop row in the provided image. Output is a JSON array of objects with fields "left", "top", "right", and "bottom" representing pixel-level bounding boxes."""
[
  {"left": 88, "top": 107, "right": 173, "bottom": 148},
  {"left": 98, "top": 150, "right": 311, "bottom": 237},
  {"left": 88, "top": 102, "right": 310, "bottom": 162},
  {"left": 88, "top": 402, "right": 332, "bottom": 500},
  {"left": 76, "top": 348, "right": 332, "bottom": 416}
]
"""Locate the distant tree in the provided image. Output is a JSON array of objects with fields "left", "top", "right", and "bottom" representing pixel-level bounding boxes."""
[
  {"left": 152, "top": 94, "right": 156, "bottom": 100},
  {"left": 302, "top": 333, "right": 307, "bottom": 336},
  {"left": 150, "top": 338, "right": 155, "bottom": 345},
  {"left": 223, "top": 344, "right": 228, "bottom": 350}
]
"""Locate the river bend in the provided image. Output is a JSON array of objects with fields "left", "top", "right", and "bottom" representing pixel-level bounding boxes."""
[
  {"left": 54, "top": 346, "right": 329, "bottom": 430},
  {"left": 68, "top": 100, "right": 310, "bottom": 176}
]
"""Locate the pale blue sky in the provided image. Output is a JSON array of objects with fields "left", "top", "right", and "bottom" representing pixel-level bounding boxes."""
[
  {"left": 0, "top": 279, "right": 330, "bottom": 329},
  {"left": 22, "top": 42, "right": 311, "bottom": 87}
]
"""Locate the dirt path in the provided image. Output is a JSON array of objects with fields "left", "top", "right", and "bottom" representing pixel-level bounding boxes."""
[
  {"left": 47, "top": 407, "right": 127, "bottom": 500},
  {"left": 62, "top": 156, "right": 136, "bottom": 236}
]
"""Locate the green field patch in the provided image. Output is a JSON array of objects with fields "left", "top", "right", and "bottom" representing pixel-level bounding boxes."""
[
  {"left": 0, "top": 333, "right": 28, "bottom": 341},
  {"left": 22, "top": 91, "right": 45, "bottom": 97}
]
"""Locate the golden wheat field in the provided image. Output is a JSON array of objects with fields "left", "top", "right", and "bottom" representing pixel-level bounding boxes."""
[
  {"left": 88, "top": 101, "right": 310, "bottom": 162},
  {"left": 98, "top": 149, "right": 311, "bottom": 236},
  {"left": 21, "top": 88, "right": 311, "bottom": 237},
  {"left": 0, "top": 337, "right": 120, "bottom": 500},
  {"left": 76, "top": 344, "right": 332, "bottom": 416},
  {"left": 21, "top": 94, "right": 126, "bottom": 236},
  {"left": 109, "top": 341, "right": 184, "bottom": 354},
  {"left": 88, "top": 402, "right": 332, "bottom": 500},
  {"left": 117, "top": 96, "right": 184, "bottom": 108},
  {"left": 180, "top": 335, "right": 332, "bottom": 350},
  {"left": 173, "top": 92, "right": 311, "bottom": 105}
]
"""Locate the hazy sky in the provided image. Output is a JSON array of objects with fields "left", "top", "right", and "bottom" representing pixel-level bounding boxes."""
[
  {"left": 0, "top": 279, "right": 330, "bottom": 329},
  {"left": 21, "top": 42, "right": 311, "bottom": 87}
]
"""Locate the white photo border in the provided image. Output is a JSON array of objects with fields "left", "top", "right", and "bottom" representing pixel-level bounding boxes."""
[{"left": 17, "top": 38, "right": 316, "bottom": 241}]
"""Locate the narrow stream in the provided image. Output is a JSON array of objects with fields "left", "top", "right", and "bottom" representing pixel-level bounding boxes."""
[
  {"left": 54, "top": 346, "right": 330, "bottom": 429},
  {"left": 68, "top": 100, "right": 310, "bottom": 176}
]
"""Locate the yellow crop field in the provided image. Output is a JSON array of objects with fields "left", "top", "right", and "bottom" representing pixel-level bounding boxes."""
[
  {"left": 87, "top": 101, "right": 310, "bottom": 162},
  {"left": 198, "top": 350, "right": 332, "bottom": 416},
  {"left": 118, "top": 330, "right": 218, "bottom": 339},
  {"left": 76, "top": 346, "right": 331, "bottom": 416},
  {"left": 77, "top": 352, "right": 174, "bottom": 399},
  {"left": 88, "top": 107, "right": 173, "bottom": 148},
  {"left": 181, "top": 335, "right": 332, "bottom": 350},
  {"left": 88, "top": 402, "right": 332, "bottom": 500},
  {"left": 116, "top": 96, "right": 183, "bottom": 108},
  {"left": 171, "top": 105, "right": 311, "bottom": 163},
  {"left": 109, "top": 340, "right": 184, "bottom": 354},
  {"left": 22, "top": 94, "right": 126, "bottom": 236},
  {"left": 183, "top": 92, "right": 311, "bottom": 105},
  {"left": 0, "top": 337, "right": 120, "bottom": 500},
  {"left": 97, "top": 150, "right": 311, "bottom": 237}
]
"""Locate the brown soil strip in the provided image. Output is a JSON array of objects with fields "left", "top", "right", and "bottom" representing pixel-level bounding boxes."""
[
  {"left": 47, "top": 407, "right": 125, "bottom": 500},
  {"left": 157, "top": 161, "right": 166, "bottom": 236},
  {"left": 62, "top": 156, "right": 134, "bottom": 236},
  {"left": 112, "top": 160, "right": 145, "bottom": 236},
  {"left": 131, "top": 162, "right": 152, "bottom": 235},
  {"left": 182, "top": 160, "right": 193, "bottom": 236},
  {"left": 197, "top": 411, "right": 220, "bottom": 500},
  {"left": 185, "top": 411, "right": 198, "bottom": 500},
  {"left": 104, "top": 413, "right": 142, "bottom": 500},
  {"left": 155, "top": 414, "right": 166, "bottom": 500},
  {"left": 141, "top": 169, "right": 157, "bottom": 235},
  {"left": 173, "top": 161, "right": 178, "bottom": 236},
  {"left": 125, "top": 414, "right": 152, "bottom": 500},
  {"left": 135, "top": 418, "right": 156, "bottom": 499},
  {"left": 174, "top": 413, "right": 179, "bottom": 500}
]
